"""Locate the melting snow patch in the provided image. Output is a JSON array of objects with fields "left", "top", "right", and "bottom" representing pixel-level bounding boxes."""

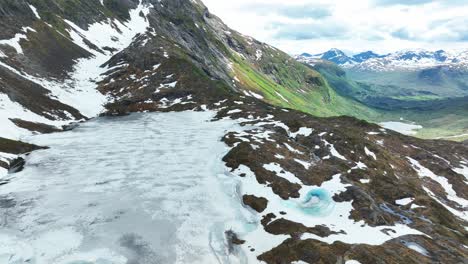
[
  {"left": 263, "top": 163, "right": 303, "bottom": 184},
  {"left": 365, "top": 147, "right": 377, "bottom": 160},
  {"left": 323, "top": 140, "right": 346, "bottom": 160},
  {"left": 403, "top": 241, "right": 429, "bottom": 256},
  {"left": 29, "top": 4, "right": 41, "bottom": 19},
  {"left": 0, "top": 93, "right": 69, "bottom": 140},
  {"left": 165, "top": 81, "right": 177, "bottom": 88},
  {"left": 290, "top": 127, "right": 313, "bottom": 138},
  {"left": 346, "top": 261, "right": 362, "bottom": 264},
  {"left": 275, "top": 154, "right": 285, "bottom": 159},
  {"left": 284, "top": 143, "right": 304, "bottom": 155},
  {"left": 249, "top": 91, "right": 264, "bottom": 99},
  {"left": 227, "top": 109, "right": 242, "bottom": 115},
  {"left": 294, "top": 159, "right": 312, "bottom": 170},
  {"left": 0, "top": 26, "right": 35, "bottom": 54},
  {"left": 238, "top": 170, "right": 423, "bottom": 246},
  {"left": 396, "top": 197, "right": 414, "bottom": 206},
  {"left": 411, "top": 204, "right": 425, "bottom": 209},
  {"left": 256, "top": 49, "right": 263, "bottom": 61},
  {"left": 453, "top": 165, "right": 468, "bottom": 183},
  {"left": 408, "top": 157, "right": 468, "bottom": 212},
  {"left": 352, "top": 162, "right": 367, "bottom": 170}
]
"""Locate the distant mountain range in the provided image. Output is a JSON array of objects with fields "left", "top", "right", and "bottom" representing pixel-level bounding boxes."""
[{"left": 297, "top": 48, "right": 468, "bottom": 72}]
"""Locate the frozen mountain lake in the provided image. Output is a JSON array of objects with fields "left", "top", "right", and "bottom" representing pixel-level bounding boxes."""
[
  {"left": 379, "top": 121, "right": 423, "bottom": 135},
  {"left": 0, "top": 111, "right": 251, "bottom": 264}
]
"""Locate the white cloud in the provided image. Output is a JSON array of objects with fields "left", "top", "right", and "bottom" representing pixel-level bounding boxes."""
[{"left": 201, "top": 0, "right": 468, "bottom": 54}]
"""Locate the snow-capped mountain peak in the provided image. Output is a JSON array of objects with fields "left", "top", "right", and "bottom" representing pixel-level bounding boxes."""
[
  {"left": 297, "top": 48, "right": 468, "bottom": 72},
  {"left": 297, "top": 48, "right": 356, "bottom": 65}
]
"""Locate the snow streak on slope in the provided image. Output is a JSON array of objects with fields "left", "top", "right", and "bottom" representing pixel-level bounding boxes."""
[
  {"left": 0, "top": 2, "right": 152, "bottom": 140},
  {"left": 0, "top": 111, "right": 251, "bottom": 264}
]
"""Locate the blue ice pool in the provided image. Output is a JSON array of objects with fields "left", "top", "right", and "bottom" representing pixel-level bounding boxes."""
[{"left": 285, "top": 188, "right": 335, "bottom": 216}]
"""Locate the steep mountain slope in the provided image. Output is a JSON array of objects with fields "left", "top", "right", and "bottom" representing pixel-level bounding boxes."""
[
  {"left": 0, "top": 0, "right": 376, "bottom": 143},
  {"left": 0, "top": 1, "right": 467, "bottom": 263}
]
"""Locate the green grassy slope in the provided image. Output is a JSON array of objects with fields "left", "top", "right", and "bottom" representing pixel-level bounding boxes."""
[
  {"left": 311, "top": 61, "right": 468, "bottom": 141},
  {"left": 225, "top": 42, "right": 381, "bottom": 119}
]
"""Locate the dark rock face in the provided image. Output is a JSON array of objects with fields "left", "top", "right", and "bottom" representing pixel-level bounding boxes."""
[
  {"left": 243, "top": 194, "right": 268, "bottom": 213},
  {"left": 0, "top": 137, "right": 46, "bottom": 172},
  {"left": 9, "top": 118, "right": 62, "bottom": 134},
  {"left": 0, "top": 137, "right": 46, "bottom": 155},
  {"left": 225, "top": 230, "right": 245, "bottom": 254},
  {"left": 8, "top": 157, "right": 26, "bottom": 173},
  {"left": 264, "top": 218, "right": 342, "bottom": 238}
]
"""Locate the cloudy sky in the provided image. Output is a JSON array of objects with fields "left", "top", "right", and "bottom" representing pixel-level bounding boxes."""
[{"left": 201, "top": 0, "right": 468, "bottom": 55}]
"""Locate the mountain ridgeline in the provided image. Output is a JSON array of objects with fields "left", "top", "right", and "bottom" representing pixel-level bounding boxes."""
[
  {"left": 0, "top": 1, "right": 467, "bottom": 263},
  {"left": 0, "top": 0, "right": 373, "bottom": 134},
  {"left": 298, "top": 49, "right": 468, "bottom": 141}
]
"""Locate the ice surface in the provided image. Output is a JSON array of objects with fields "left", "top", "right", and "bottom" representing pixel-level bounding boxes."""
[
  {"left": 396, "top": 197, "right": 414, "bottom": 206},
  {"left": 379, "top": 121, "right": 422, "bottom": 135},
  {"left": 0, "top": 111, "right": 253, "bottom": 264},
  {"left": 403, "top": 241, "right": 429, "bottom": 256}
]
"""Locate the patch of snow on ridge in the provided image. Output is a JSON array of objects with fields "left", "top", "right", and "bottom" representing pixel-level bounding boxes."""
[
  {"left": 29, "top": 4, "right": 41, "bottom": 19},
  {"left": 408, "top": 157, "right": 468, "bottom": 220},
  {"left": 0, "top": 111, "right": 252, "bottom": 264},
  {"left": 396, "top": 197, "right": 414, "bottom": 206},
  {"left": 453, "top": 165, "right": 468, "bottom": 183},
  {"left": 0, "top": 26, "right": 36, "bottom": 54},
  {"left": 365, "top": 147, "right": 377, "bottom": 160},
  {"left": 290, "top": 127, "right": 313, "bottom": 138},
  {"left": 264, "top": 162, "right": 303, "bottom": 184},
  {"left": 323, "top": 140, "right": 347, "bottom": 160},
  {"left": 256, "top": 49, "right": 263, "bottom": 60},
  {"left": 0, "top": 93, "right": 67, "bottom": 140},
  {"left": 345, "top": 261, "right": 362, "bottom": 264}
]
